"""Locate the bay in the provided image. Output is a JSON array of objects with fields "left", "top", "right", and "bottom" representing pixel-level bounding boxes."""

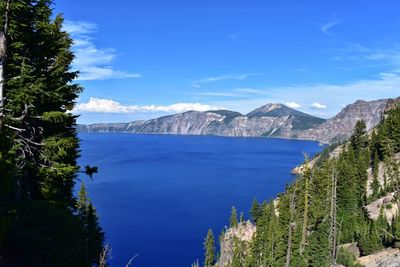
[{"left": 78, "top": 133, "right": 322, "bottom": 267}]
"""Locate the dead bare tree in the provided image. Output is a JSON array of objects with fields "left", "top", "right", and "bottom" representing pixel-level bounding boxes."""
[
  {"left": 300, "top": 153, "right": 311, "bottom": 255},
  {"left": 0, "top": 0, "right": 10, "bottom": 132},
  {"left": 285, "top": 187, "right": 297, "bottom": 267},
  {"left": 99, "top": 244, "right": 112, "bottom": 267},
  {"left": 329, "top": 161, "right": 339, "bottom": 263}
]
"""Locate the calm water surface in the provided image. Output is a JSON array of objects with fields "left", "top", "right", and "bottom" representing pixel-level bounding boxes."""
[{"left": 78, "top": 133, "right": 322, "bottom": 267}]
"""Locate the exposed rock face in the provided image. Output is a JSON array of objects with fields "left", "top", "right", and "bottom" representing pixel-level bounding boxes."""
[
  {"left": 78, "top": 104, "right": 326, "bottom": 138},
  {"left": 357, "top": 248, "right": 400, "bottom": 267},
  {"left": 293, "top": 99, "right": 388, "bottom": 143},
  {"left": 365, "top": 192, "right": 398, "bottom": 222},
  {"left": 366, "top": 162, "right": 387, "bottom": 198},
  {"left": 217, "top": 221, "right": 256, "bottom": 267},
  {"left": 78, "top": 98, "right": 393, "bottom": 144}
]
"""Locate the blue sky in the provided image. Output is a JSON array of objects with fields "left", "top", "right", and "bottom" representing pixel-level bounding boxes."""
[{"left": 55, "top": 0, "right": 400, "bottom": 124}]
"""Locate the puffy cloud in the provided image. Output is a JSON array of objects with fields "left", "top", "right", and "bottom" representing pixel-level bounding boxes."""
[
  {"left": 285, "top": 102, "right": 301, "bottom": 108},
  {"left": 73, "top": 97, "right": 221, "bottom": 113},
  {"left": 310, "top": 102, "right": 328, "bottom": 109}
]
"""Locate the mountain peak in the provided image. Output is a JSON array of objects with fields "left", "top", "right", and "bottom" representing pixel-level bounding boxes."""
[{"left": 246, "top": 103, "right": 295, "bottom": 117}]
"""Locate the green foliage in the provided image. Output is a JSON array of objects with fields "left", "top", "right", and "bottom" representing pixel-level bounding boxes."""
[
  {"left": 358, "top": 222, "right": 383, "bottom": 256},
  {"left": 250, "top": 198, "right": 261, "bottom": 222},
  {"left": 0, "top": 1, "right": 103, "bottom": 265},
  {"left": 337, "top": 248, "right": 364, "bottom": 267},
  {"left": 205, "top": 110, "right": 400, "bottom": 266},
  {"left": 305, "top": 221, "right": 330, "bottom": 267},
  {"left": 204, "top": 229, "right": 215, "bottom": 267},
  {"left": 230, "top": 206, "right": 238, "bottom": 228},
  {"left": 5, "top": 201, "right": 87, "bottom": 266},
  {"left": 350, "top": 120, "right": 369, "bottom": 153},
  {"left": 375, "top": 104, "right": 400, "bottom": 158}
]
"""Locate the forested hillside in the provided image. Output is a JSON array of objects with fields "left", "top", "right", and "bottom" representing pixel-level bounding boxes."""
[
  {"left": 0, "top": 1, "right": 104, "bottom": 266},
  {"left": 201, "top": 99, "right": 400, "bottom": 267}
]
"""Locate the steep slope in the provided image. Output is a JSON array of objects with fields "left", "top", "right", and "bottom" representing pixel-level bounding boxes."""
[
  {"left": 78, "top": 99, "right": 393, "bottom": 144},
  {"left": 208, "top": 100, "right": 400, "bottom": 267},
  {"left": 77, "top": 120, "right": 145, "bottom": 133},
  {"left": 247, "top": 103, "right": 326, "bottom": 130},
  {"left": 78, "top": 104, "right": 326, "bottom": 138},
  {"left": 293, "top": 99, "right": 388, "bottom": 143}
]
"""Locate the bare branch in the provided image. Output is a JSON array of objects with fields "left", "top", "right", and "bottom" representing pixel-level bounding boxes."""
[
  {"left": 99, "top": 244, "right": 112, "bottom": 267},
  {"left": 125, "top": 254, "right": 139, "bottom": 267}
]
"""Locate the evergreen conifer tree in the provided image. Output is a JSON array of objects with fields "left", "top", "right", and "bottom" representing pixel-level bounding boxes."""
[
  {"left": 0, "top": 1, "right": 104, "bottom": 265},
  {"left": 204, "top": 229, "right": 215, "bottom": 267},
  {"left": 230, "top": 206, "right": 238, "bottom": 227},
  {"left": 250, "top": 198, "right": 261, "bottom": 222}
]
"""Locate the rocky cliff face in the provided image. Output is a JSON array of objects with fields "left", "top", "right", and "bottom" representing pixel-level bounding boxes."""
[
  {"left": 78, "top": 104, "right": 325, "bottom": 138},
  {"left": 217, "top": 221, "right": 256, "bottom": 267},
  {"left": 292, "top": 99, "right": 388, "bottom": 143},
  {"left": 78, "top": 98, "right": 394, "bottom": 144}
]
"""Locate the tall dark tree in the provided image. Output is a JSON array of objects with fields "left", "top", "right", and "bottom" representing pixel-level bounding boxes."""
[
  {"left": 350, "top": 120, "right": 368, "bottom": 153},
  {"left": 204, "top": 229, "right": 215, "bottom": 267},
  {"left": 0, "top": 1, "right": 103, "bottom": 265},
  {"left": 230, "top": 206, "right": 238, "bottom": 228},
  {"left": 250, "top": 198, "right": 261, "bottom": 222}
]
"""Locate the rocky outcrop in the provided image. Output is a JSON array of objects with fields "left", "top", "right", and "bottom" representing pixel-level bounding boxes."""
[
  {"left": 366, "top": 162, "right": 387, "bottom": 198},
  {"left": 78, "top": 98, "right": 395, "bottom": 144},
  {"left": 365, "top": 192, "right": 398, "bottom": 222},
  {"left": 357, "top": 248, "right": 400, "bottom": 267},
  {"left": 292, "top": 99, "right": 388, "bottom": 143},
  {"left": 292, "top": 145, "right": 345, "bottom": 175},
  {"left": 217, "top": 221, "right": 256, "bottom": 267}
]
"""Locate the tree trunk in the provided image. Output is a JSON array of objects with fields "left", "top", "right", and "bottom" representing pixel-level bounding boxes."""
[
  {"left": 285, "top": 189, "right": 296, "bottom": 267},
  {"left": 300, "top": 156, "right": 310, "bottom": 255},
  {"left": 0, "top": 0, "right": 10, "bottom": 132},
  {"left": 329, "top": 163, "right": 339, "bottom": 262}
]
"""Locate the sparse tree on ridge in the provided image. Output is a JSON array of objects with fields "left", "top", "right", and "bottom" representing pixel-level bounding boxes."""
[
  {"left": 230, "top": 206, "right": 238, "bottom": 228},
  {"left": 204, "top": 229, "right": 215, "bottom": 267}
]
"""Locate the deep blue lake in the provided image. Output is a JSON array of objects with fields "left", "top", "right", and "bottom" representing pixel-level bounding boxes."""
[{"left": 78, "top": 133, "right": 322, "bottom": 267}]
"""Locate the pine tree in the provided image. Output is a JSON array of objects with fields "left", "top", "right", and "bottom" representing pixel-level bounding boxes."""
[
  {"left": 77, "top": 182, "right": 89, "bottom": 214},
  {"left": 370, "top": 150, "right": 380, "bottom": 200},
  {"left": 204, "top": 229, "right": 215, "bottom": 267},
  {"left": 0, "top": 1, "right": 103, "bottom": 265},
  {"left": 230, "top": 206, "right": 238, "bottom": 228},
  {"left": 86, "top": 203, "right": 105, "bottom": 266},
  {"left": 350, "top": 120, "right": 368, "bottom": 153},
  {"left": 250, "top": 198, "right": 261, "bottom": 222}
]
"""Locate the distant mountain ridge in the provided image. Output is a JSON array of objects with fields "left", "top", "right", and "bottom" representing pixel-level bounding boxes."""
[{"left": 77, "top": 98, "right": 393, "bottom": 144}]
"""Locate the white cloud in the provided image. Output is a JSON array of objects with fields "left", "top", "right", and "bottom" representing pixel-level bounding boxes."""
[
  {"left": 285, "top": 102, "right": 301, "bottom": 108},
  {"left": 63, "top": 21, "right": 141, "bottom": 81},
  {"left": 310, "top": 102, "right": 328, "bottom": 109},
  {"left": 191, "top": 73, "right": 259, "bottom": 88},
  {"left": 321, "top": 19, "right": 341, "bottom": 35},
  {"left": 73, "top": 97, "right": 221, "bottom": 113}
]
